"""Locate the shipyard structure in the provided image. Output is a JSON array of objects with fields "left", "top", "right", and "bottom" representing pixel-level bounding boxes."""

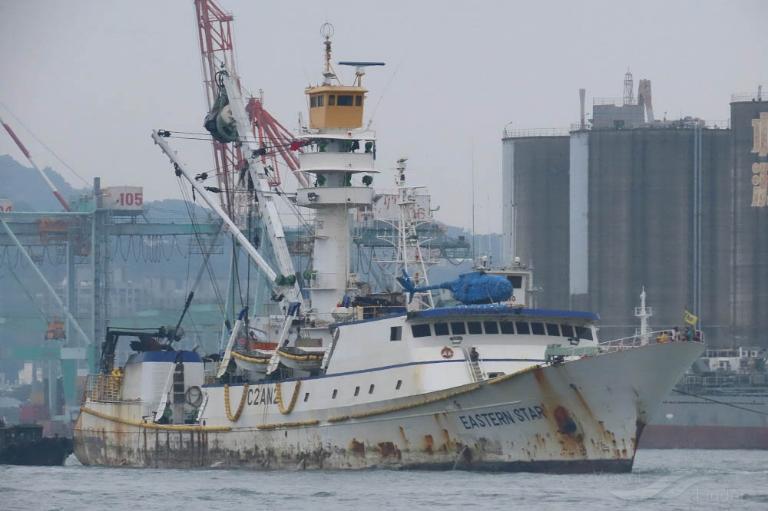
[{"left": 502, "top": 75, "right": 767, "bottom": 348}]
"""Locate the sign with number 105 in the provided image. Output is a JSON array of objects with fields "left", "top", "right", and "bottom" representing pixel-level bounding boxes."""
[{"left": 103, "top": 186, "right": 143, "bottom": 211}]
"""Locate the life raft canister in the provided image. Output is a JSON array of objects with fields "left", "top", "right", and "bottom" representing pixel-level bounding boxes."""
[{"left": 441, "top": 346, "right": 454, "bottom": 359}]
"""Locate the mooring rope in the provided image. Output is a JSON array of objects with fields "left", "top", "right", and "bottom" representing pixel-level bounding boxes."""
[
  {"left": 275, "top": 380, "right": 302, "bottom": 415},
  {"left": 79, "top": 406, "right": 231, "bottom": 432},
  {"left": 223, "top": 383, "right": 249, "bottom": 422}
]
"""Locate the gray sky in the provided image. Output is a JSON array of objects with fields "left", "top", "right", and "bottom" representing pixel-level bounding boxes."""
[{"left": 1, "top": 0, "right": 766, "bottom": 232}]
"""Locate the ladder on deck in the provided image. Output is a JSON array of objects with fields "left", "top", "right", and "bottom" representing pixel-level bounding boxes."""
[
  {"left": 469, "top": 360, "right": 484, "bottom": 382},
  {"left": 463, "top": 347, "right": 485, "bottom": 382}
]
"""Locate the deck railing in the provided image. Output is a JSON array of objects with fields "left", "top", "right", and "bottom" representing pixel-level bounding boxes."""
[
  {"left": 84, "top": 374, "right": 123, "bottom": 403},
  {"left": 599, "top": 329, "right": 704, "bottom": 353}
]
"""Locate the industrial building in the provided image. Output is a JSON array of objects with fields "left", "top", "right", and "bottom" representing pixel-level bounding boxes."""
[{"left": 502, "top": 74, "right": 767, "bottom": 346}]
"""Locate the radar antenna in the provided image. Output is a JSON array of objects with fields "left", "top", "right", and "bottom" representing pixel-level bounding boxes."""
[{"left": 338, "top": 61, "right": 386, "bottom": 87}]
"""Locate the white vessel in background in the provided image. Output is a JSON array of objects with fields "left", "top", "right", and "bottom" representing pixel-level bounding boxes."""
[{"left": 73, "top": 28, "right": 703, "bottom": 472}]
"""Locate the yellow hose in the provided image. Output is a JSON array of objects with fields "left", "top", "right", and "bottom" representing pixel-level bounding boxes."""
[
  {"left": 223, "top": 383, "right": 249, "bottom": 422},
  {"left": 79, "top": 406, "right": 231, "bottom": 432},
  {"left": 257, "top": 419, "right": 320, "bottom": 430},
  {"left": 275, "top": 380, "right": 301, "bottom": 415}
]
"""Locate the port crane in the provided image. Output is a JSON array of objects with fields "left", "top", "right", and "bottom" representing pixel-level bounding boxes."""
[
  {"left": 194, "top": 0, "right": 306, "bottom": 306},
  {"left": 194, "top": 0, "right": 308, "bottom": 215},
  {"left": 148, "top": 1, "right": 314, "bottom": 371}
]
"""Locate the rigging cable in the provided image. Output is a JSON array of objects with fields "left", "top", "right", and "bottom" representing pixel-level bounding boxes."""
[
  {"left": 4, "top": 269, "right": 50, "bottom": 323},
  {"left": 0, "top": 101, "right": 90, "bottom": 187},
  {"left": 176, "top": 178, "right": 225, "bottom": 316}
]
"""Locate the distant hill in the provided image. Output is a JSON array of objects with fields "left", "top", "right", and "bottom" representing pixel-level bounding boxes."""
[
  {"left": 0, "top": 154, "right": 88, "bottom": 211},
  {"left": 0, "top": 154, "right": 213, "bottom": 220}
]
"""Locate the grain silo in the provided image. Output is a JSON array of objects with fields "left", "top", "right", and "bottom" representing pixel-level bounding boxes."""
[
  {"left": 573, "top": 125, "right": 730, "bottom": 342},
  {"left": 501, "top": 129, "right": 570, "bottom": 309},
  {"left": 503, "top": 73, "right": 740, "bottom": 346},
  {"left": 730, "top": 91, "right": 768, "bottom": 346}
]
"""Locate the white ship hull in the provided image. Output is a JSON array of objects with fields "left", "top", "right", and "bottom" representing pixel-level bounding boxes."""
[{"left": 74, "top": 340, "right": 701, "bottom": 472}]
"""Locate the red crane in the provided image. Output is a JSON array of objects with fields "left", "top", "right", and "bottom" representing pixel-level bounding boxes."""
[
  {"left": 194, "top": 0, "right": 308, "bottom": 212},
  {"left": 1, "top": 115, "right": 71, "bottom": 212}
]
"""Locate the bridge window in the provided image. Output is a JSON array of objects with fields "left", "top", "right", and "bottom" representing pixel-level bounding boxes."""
[
  {"left": 546, "top": 323, "right": 561, "bottom": 336},
  {"left": 390, "top": 326, "right": 402, "bottom": 341},
  {"left": 434, "top": 322, "right": 449, "bottom": 336},
  {"left": 328, "top": 94, "right": 336, "bottom": 106},
  {"left": 500, "top": 321, "right": 515, "bottom": 334},
  {"left": 450, "top": 322, "right": 466, "bottom": 335},
  {"left": 337, "top": 95, "right": 354, "bottom": 106},
  {"left": 395, "top": 379, "right": 402, "bottom": 390},
  {"left": 332, "top": 389, "right": 338, "bottom": 399},
  {"left": 354, "top": 386, "right": 360, "bottom": 396},
  {"left": 515, "top": 321, "right": 530, "bottom": 334},
  {"left": 411, "top": 324, "right": 431, "bottom": 338},
  {"left": 508, "top": 275, "right": 523, "bottom": 288},
  {"left": 467, "top": 321, "right": 482, "bottom": 334},
  {"left": 561, "top": 324, "right": 575, "bottom": 338},
  {"left": 355, "top": 95, "right": 363, "bottom": 106},
  {"left": 576, "top": 326, "right": 593, "bottom": 340},
  {"left": 483, "top": 321, "right": 499, "bottom": 334},
  {"left": 531, "top": 322, "right": 545, "bottom": 335}
]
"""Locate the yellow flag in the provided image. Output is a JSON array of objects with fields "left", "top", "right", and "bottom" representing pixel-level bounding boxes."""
[{"left": 683, "top": 310, "right": 698, "bottom": 326}]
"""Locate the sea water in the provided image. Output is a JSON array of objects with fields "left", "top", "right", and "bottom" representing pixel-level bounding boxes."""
[{"left": 2, "top": 449, "right": 767, "bottom": 511}]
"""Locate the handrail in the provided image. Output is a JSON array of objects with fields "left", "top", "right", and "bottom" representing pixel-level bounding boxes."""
[
  {"left": 502, "top": 127, "right": 571, "bottom": 139},
  {"left": 600, "top": 328, "right": 704, "bottom": 353},
  {"left": 84, "top": 374, "right": 124, "bottom": 403}
]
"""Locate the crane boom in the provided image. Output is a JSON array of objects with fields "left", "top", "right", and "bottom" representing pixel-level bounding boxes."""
[
  {"left": 194, "top": 0, "right": 309, "bottom": 205},
  {"left": 194, "top": 0, "right": 241, "bottom": 211},
  {"left": 151, "top": 130, "right": 281, "bottom": 286},
  {"left": 220, "top": 73, "right": 303, "bottom": 304},
  {"left": 1, "top": 115, "right": 71, "bottom": 212}
]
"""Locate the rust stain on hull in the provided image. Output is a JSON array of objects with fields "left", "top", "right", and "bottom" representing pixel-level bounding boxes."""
[
  {"left": 532, "top": 367, "right": 589, "bottom": 457},
  {"left": 376, "top": 441, "right": 401, "bottom": 460},
  {"left": 423, "top": 434, "right": 434, "bottom": 454},
  {"left": 349, "top": 438, "right": 365, "bottom": 456}
]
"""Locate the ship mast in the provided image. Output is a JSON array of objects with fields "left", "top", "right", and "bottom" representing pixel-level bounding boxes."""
[
  {"left": 634, "top": 286, "right": 654, "bottom": 344},
  {"left": 298, "top": 26, "right": 383, "bottom": 317},
  {"left": 394, "top": 158, "right": 435, "bottom": 309}
]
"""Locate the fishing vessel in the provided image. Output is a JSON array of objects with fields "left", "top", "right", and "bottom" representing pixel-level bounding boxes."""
[{"left": 73, "top": 28, "right": 703, "bottom": 472}]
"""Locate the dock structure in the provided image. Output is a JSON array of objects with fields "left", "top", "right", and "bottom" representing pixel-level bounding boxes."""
[{"left": 0, "top": 181, "right": 221, "bottom": 422}]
